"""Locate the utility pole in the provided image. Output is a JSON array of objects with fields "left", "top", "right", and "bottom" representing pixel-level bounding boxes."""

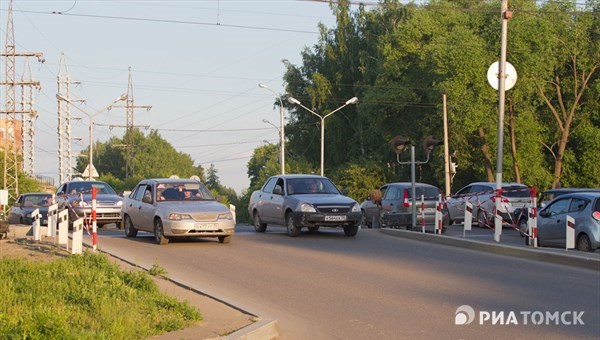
[
  {"left": 57, "top": 54, "right": 82, "bottom": 184},
  {"left": 111, "top": 67, "right": 152, "bottom": 178},
  {"left": 1, "top": 0, "right": 44, "bottom": 210}
]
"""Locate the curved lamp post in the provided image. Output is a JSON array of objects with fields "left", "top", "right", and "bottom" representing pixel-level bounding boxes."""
[
  {"left": 56, "top": 93, "right": 128, "bottom": 180},
  {"left": 288, "top": 96, "right": 358, "bottom": 176},
  {"left": 258, "top": 84, "right": 285, "bottom": 175}
]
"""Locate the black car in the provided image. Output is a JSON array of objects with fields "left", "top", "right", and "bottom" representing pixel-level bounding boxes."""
[
  {"left": 56, "top": 179, "right": 123, "bottom": 229},
  {"left": 8, "top": 193, "right": 52, "bottom": 226},
  {"left": 247, "top": 174, "right": 362, "bottom": 237}
]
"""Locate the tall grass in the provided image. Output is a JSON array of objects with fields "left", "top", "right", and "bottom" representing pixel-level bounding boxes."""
[{"left": 0, "top": 252, "right": 202, "bottom": 339}]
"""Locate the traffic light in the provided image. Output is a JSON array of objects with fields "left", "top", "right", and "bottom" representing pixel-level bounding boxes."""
[
  {"left": 390, "top": 136, "right": 411, "bottom": 154},
  {"left": 423, "top": 135, "right": 442, "bottom": 154}
]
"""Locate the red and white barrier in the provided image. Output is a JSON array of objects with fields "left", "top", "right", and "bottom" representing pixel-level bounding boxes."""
[
  {"left": 494, "top": 190, "right": 502, "bottom": 242},
  {"left": 566, "top": 215, "right": 575, "bottom": 250},
  {"left": 72, "top": 218, "right": 84, "bottom": 255},
  {"left": 91, "top": 187, "right": 98, "bottom": 251},
  {"left": 435, "top": 194, "right": 443, "bottom": 234},
  {"left": 420, "top": 195, "right": 426, "bottom": 233}
]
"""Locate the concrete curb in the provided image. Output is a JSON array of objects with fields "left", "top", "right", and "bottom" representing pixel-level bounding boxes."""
[{"left": 380, "top": 228, "right": 600, "bottom": 272}]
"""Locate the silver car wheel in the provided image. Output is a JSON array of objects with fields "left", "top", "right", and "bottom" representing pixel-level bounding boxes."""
[
  {"left": 286, "top": 213, "right": 301, "bottom": 237},
  {"left": 154, "top": 219, "right": 169, "bottom": 245}
]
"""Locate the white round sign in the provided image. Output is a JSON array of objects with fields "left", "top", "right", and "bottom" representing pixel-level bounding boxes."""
[{"left": 487, "top": 61, "right": 517, "bottom": 91}]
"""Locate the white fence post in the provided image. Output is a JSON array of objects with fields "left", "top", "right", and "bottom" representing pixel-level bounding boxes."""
[
  {"left": 566, "top": 215, "right": 575, "bottom": 250},
  {"left": 71, "top": 218, "right": 84, "bottom": 255}
]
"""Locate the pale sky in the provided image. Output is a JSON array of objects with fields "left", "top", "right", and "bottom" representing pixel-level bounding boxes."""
[{"left": 1, "top": 0, "right": 343, "bottom": 194}]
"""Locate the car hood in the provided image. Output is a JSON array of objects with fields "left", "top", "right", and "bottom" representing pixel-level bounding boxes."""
[
  {"left": 69, "top": 194, "right": 122, "bottom": 203},
  {"left": 158, "top": 200, "right": 230, "bottom": 213},
  {"left": 294, "top": 194, "right": 358, "bottom": 205}
]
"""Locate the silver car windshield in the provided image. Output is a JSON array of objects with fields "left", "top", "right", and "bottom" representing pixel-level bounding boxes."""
[
  {"left": 287, "top": 178, "right": 340, "bottom": 195},
  {"left": 157, "top": 182, "right": 215, "bottom": 201}
]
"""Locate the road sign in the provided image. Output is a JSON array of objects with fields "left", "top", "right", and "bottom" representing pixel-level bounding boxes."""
[
  {"left": 82, "top": 164, "right": 99, "bottom": 178},
  {"left": 487, "top": 61, "right": 517, "bottom": 91}
]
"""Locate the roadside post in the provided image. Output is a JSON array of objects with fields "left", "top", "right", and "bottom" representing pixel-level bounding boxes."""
[
  {"left": 72, "top": 218, "right": 83, "bottom": 255},
  {"left": 230, "top": 204, "right": 236, "bottom": 225},
  {"left": 57, "top": 209, "right": 69, "bottom": 249},
  {"left": 48, "top": 203, "right": 58, "bottom": 238},
  {"left": 32, "top": 208, "right": 41, "bottom": 241},
  {"left": 566, "top": 215, "right": 575, "bottom": 250},
  {"left": 464, "top": 201, "right": 473, "bottom": 237},
  {"left": 420, "top": 195, "right": 425, "bottom": 233},
  {"left": 435, "top": 194, "right": 443, "bottom": 234},
  {"left": 528, "top": 188, "right": 538, "bottom": 247},
  {"left": 92, "top": 187, "right": 98, "bottom": 252}
]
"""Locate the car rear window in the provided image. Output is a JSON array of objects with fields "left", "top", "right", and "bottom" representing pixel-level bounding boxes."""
[
  {"left": 411, "top": 187, "right": 441, "bottom": 200},
  {"left": 502, "top": 186, "right": 529, "bottom": 198}
]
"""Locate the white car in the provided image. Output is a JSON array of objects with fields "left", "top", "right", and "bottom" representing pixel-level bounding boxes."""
[{"left": 121, "top": 178, "right": 234, "bottom": 245}]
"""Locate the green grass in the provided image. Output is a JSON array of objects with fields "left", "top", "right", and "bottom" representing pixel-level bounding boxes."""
[{"left": 0, "top": 252, "right": 202, "bottom": 339}]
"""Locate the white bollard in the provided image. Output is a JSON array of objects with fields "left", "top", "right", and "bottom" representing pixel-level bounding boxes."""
[
  {"left": 464, "top": 201, "right": 473, "bottom": 237},
  {"left": 229, "top": 204, "right": 236, "bottom": 225},
  {"left": 420, "top": 195, "right": 425, "bottom": 233},
  {"left": 58, "top": 209, "right": 69, "bottom": 249},
  {"left": 72, "top": 218, "right": 84, "bottom": 255},
  {"left": 527, "top": 197, "right": 538, "bottom": 247},
  {"left": 47, "top": 203, "right": 58, "bottom": 237},
  {"left": 566, "top": 215, "right": 575, "bottom": 250},
  {"left": 494, "top": 193, "right": 503, "bottom": 242},
  {"left": 32, "top": 208, "right": 41, "bottom": 241}
]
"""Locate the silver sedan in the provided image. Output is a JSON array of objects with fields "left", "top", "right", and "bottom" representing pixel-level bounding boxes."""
[{"left": 121, "top": 178, "right": 235, "bottom": 245}]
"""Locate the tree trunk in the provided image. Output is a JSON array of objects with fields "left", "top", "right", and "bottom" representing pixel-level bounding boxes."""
[
  {"left": 508, "top": 99, "right": 521, "bottom": 183},
  {"left": 477, "top": 128, "right": 494, "bottom": 182}
]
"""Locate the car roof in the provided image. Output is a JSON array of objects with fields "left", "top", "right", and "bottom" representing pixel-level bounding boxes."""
[
  {"left": 467, "top": 182, "right": 527, "bottom": 187},
  {"left": 544, "top": 188, "right": 600, "bottom": 195},
  {"left": 271, "top": 174, "right": 326, "bottom": 180},
  {"left": 20, "top": 192, "right": 51, "bottom": 196},
  {"left": 383, "top": 182, "right": 438, "bottom": 188},
  {"left": 553, "top": 192, "right": 600, "bottom": 199},
  {"left": 145, "top": 178, "right": 202, "bottom": 184}
]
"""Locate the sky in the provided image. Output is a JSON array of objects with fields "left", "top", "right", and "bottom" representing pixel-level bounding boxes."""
[{"left": 0, "top": 0, "right": 346, "bottom": 194}]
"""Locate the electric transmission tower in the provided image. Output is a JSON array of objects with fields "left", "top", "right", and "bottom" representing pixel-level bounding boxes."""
[
  {"left": 20, "top": 58, "right": 41, "bottom": 177},
  {"left": 1, "top": 0, "right": 44, "bottom": 209},
  {"left": 56, "top": 54, "right": 82, "bottom": 184},
  {"left": 111, "top": 66, "right": 151, "bottom": 178}
]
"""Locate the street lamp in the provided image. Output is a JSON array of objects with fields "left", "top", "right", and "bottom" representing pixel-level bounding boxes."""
[
  {"left": 258, "top": 84, "right": 285, "bottom": 175},
  {"left": 287, "top": 96, "right": 358, "bottom": 176},
  {"left": 56, "top": 93, "right": 128, "bottom": 180}
]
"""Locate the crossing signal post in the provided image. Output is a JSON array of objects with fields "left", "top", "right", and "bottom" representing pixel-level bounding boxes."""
[{"left": 391, "top": 135, "right": 442, "bottom": 230}]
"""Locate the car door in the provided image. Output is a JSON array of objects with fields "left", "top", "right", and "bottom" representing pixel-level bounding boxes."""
[
  {"left": 538, "top": 197, "right": 571, "bottom": 246},
  {"left": 256, "top": 177, "right": 278, "bottom": 224},
  {"left": 126, "top": 184, "right": 150, "bottom": 231},
  {"left": 447, "top": 185, "right": 472, "bottom": 222},
  {"left": 269, "top": 177, "right": 287, "bottom": 225},
  {"left": 381, "top": 185, "right": 401, "bottom": 216}
]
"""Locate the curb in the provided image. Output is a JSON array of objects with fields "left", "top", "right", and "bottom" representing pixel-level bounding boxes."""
[{"left": 380, "top": 228, "right": 600, "bottom": 272}]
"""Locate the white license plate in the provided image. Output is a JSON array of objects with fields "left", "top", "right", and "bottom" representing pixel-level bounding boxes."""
[
  {"left": 419, "top": 208, "right": 436, "bottom": 213},
  {"left": 324, "top": 215, "right": 346, "bottom": 222},
  {"left": 195, "top": 223, "right": 218, "bottom": 230},
  {"left": 95, "top": 208, "right": 115, "bottom": 213}
]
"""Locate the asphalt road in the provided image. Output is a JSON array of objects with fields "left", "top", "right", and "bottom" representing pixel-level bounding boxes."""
[{"left": 94, "top": 224, "right": 600, "bottom": 339}]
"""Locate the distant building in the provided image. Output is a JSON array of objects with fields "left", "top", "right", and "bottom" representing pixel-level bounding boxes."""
[{"left": 0, "top": 118, "right": 23, "bottom": 153}]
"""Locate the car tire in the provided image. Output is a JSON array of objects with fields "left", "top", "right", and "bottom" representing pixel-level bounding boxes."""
[
  {"left": 218, "top": 235, "right": 232, "bottom": 244},
  {"left": 286, "top": 213, "right": 301, "bottom": 237},
  {"left": 253, "top": 211, "right": 267, "bottom": 232},
  {"left": 476, "top": 210, "right": 487, "bottom": 228},
  {"left": 308, "top": 227, "right": 319, "bottom": 232},
  {"left": 343, "top": 224, "right": 359, "bottom": 237},
  {"left": 124, "top": 215, "right": 138, "bottom": 238},
  {"left": 154, "top": 219, "right": 169, "bottom": 245},
  {"left": 576, "top": 234, "right": 593, "bottom": 252}
]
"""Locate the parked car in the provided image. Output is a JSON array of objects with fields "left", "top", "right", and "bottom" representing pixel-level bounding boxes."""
[
  {"left": 360, "top": 183, "right": 449, "bottom": 233},
  {"left": 514, "top": 188, "right": 600, "bottom": 234},
  {"left": 248, "top": 174, "right": 362, "bottom": 237},
  {"left": 446, "top": 182, "right": 530, "bottom": 228},
  {"left": 525, "top": 192, "right": 600, "bottom": 252},
  {"left": 121, "top": 178, "right": 234, "bottom": 245},
  {"left": 8, "top": 192, "right": 52, "bottom": 226},
  {"left": 56, "top": 179, "right": 123, "bottom": 229}
]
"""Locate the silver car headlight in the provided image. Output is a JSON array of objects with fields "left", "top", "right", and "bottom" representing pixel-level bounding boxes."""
[
  {"left": 351, "top": 203, "right": 361, "bottom": 212},
  {"left": 298, "top": 202, "right": 316, "bottom": 213},
  {"left": 115, "top": 201, "right": 123, "bottom": 207},
  {"left": 218, "top": 212, "right": 233, "bottom": 220},
  {"left": 168, "top": 213, "right": 193, "bottom": 220}
]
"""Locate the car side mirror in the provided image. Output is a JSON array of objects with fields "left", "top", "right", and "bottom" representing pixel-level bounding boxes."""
[
  {"left": 341, "top": 188, "right": 349, "bottom": 195},
  {"left": 142, "top": 196, "right": 153, "bottom": 204},
  {"left": 273, "top": 187, "right": 283, "bottom": 195},
  {"left": 539, "top": 209, "right": 549, "bottom": 218},
  {"left": 57, "top": 191, "right": 64, "bottom": 196}
]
